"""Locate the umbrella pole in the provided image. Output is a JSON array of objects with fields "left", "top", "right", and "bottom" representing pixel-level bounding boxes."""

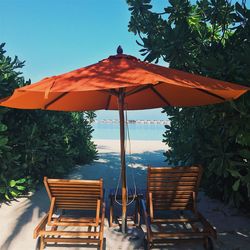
[{"left": 118, "top": 88, "right": 127, "bottom": 234}]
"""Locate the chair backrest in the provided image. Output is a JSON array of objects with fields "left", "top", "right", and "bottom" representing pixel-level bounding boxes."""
[
  {"left": 44, "top": 177, "right": 103, "bottom": 211},
  {"left": 147, "top": 165, "right": 202, "bottom": 212}
]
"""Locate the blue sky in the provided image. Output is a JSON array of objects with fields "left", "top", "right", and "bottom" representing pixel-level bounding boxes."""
[{"left": 0, "top": 0, "right": 169, "bottom": 120}]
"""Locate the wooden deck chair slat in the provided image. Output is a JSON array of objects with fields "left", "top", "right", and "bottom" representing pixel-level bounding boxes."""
[
  {"left": 55, "top": 202, "right": 97, "bottom": 207},
  {"left": 50, "top": 191, "right": 101, "bottom": 196},
  {"left": 55, "top": 196, "right": 100, "bottom": 200},
  {"left": 56, "top": 205, "right": 98, "bottom": 209},
  {"left": 51, "top": 192, "right": 101, "bottom": 195},
  {"left": 152, "top": 201, "right": 192, "bottom": 206},
  {"left": 153, "top": 206, "right": 193, "bottom": 210},
  {"left": 44, "top": 238, "right": 100, "bottom": 244},
  {"left": 49, "top": 188, "right": 101, "bottom": 192},
  {"left": 47, "top": 182, "right": 101, "bottom": 185},
  {"left": 147, "top": 190, "right": 193, "bottom": 195},
  {"left": 53, "top": 196, "right": 101, "bottom": 200},
  {"left": 152, "top": 218, "right": 200, "bottom": 223},
  {"left": 151, "top": 231, "right": 211, "bottom": 238},
  {"left": 49, "top": 222, "right": 99, "bottom": 227},
  {"left": 149, "top": 166, "right": 200, "bottom": 172},
  {"left": 50, "top": 188, "right": 101, "bottom": 192},
  {"left": 50, "top": 190, "right": 101, "bottom": 194},
  {"left": 149, "top": 174, "right": 200, "bottom": 178},
  {"left": 55, "top": 203, "right": 98, "bottom": 207},
  {"left": 149, "top": 184, "right": 197, "bottom": 188},
  {"left": 149, "top": 180, "right": 197, "bottom": 185},
  {"left": 48, "top": 182, "right": 102, "bottom": 186},
  {"left": 148, "top": 176, "right": 198, "bottom": 181},
  {"left": 47, "top": 179, "right": 101, "bottom": 184},
  {"left": 55, "top": 217, "right": 97, "bottom": 223},
  {"left": 148, "top": 186, "right": 196, "bottom": 191},
  {"left": 152, "top": 199, "right": 191, "bottom": 204},
  {"left": 40, "top": 230, "right": 100, "bottom": 237},
  {"left": 148, "top": 180, "right": 197, "bottom": 184},
  {"left": 54, "top": 201, "right": 98, "bottom": 206},
  {"left": 151, "top": 196, "right": 191, "bottom": 201},
  {"left": 55, "top": 198, "right": 99, "bottom": 202},
  {"left": 149, "top": 169, "right": 200, "bottom": 173}
]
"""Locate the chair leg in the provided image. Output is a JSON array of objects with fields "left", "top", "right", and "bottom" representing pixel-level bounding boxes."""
[
  {"left": 203, "top": 237, "right": 214, "bottom": 250},
  {"left": 99, "top": 239, "right": 103, "bottom": 250},
  {"left": 109, "top": 197, "right": 113, "bottom": 227},
  {"left": 147, "top": 241, "right": 151, "bottom": 250},
  {"left": 137, "top": 198, "right": 141, "bottom": 226},
  {"left": 134, "top": 198, "right": 140, "bottom": 226},
  {"left": 39, "top": 236, "right": 45, "bottom": 250}
]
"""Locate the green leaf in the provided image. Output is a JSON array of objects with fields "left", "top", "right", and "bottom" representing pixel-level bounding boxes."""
[
  {"left": 4, "top": 193, "right": 10, "bottom": 200},
  {"left": 0, "top": 124, "right": 7, "bottom": 132},
  {"left": 232, "top": 179, "right": 240, "bottom": 192},
  {"left": 238, "top": 149, "right": 250, "bottom": 159},
  {"left": 9, "top": 180, "right": 16, "bottom": 187},
  {"left": 16, "top": 185, "right": 26, "bottom": 191},
  {"left": 16, "top": 178, "right": 26, "bottom": 184},
  {"left": 10, "top": 190, "right": 19, "bottom": 197},
  {"left": 0, "top": 137, "right": 8, "bottom": 146},
  {"left": 227, "top": 169, "right": 241, "bottom": 178},
  {"left": 247, "top": 183, "right": 250, "bottom": 198},
  {"left": 0, "top": 187, "right": 6, "bottom": 194}
]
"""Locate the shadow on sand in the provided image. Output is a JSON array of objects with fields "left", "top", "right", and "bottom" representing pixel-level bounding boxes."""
[{"left": 0, "top": 149, "right": 165, "bottom": 250}]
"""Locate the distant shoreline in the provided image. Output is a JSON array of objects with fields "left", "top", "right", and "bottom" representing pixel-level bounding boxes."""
[{"left": 94, "top": 119, "right": 169, "bottom": 125}]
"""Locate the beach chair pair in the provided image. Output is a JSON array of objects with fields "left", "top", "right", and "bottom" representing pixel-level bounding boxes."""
[
  {"left": 34, "top": 165, "right": 216, "bottom": 250},
  {"left": 34, "top": 177, "right": 105, "bottom": 250}
]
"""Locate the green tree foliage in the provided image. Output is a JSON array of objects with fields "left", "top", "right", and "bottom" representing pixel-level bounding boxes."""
[
  {"left": 128, "top": 0, "right": 250, "bottom": 208},
  {"left": 0, "top": 43, "right": 97, "bottom": 201}
]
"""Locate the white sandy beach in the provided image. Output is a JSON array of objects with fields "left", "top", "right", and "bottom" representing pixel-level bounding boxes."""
[{"left": 0, "top": 139, "right": 250, "bottom": 250}]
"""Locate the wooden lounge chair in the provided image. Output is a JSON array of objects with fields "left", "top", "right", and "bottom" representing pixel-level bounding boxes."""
[
  {"left": 34, "top": 177, "right": 105, "bottom": 250},
  {"left": 142, "top": 165, "right": 216, "bottom": 250}
]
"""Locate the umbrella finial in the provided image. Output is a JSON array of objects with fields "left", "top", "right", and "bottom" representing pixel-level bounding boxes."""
[{"left": 117, "top": 45, "right": 123, "bottom": 54}]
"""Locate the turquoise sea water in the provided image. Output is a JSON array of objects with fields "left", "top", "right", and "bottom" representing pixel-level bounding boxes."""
[{"left": 92, "top": 123, "right": 166, "bottom": 141}]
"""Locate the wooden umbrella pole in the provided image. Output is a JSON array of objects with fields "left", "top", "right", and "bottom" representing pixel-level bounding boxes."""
[{"left": 118, "top": 88, "right": 127, "bottom": 233}]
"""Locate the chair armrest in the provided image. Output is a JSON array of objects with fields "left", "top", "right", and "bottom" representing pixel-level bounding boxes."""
[
  {"left": 197, "top": 211, "right": 217, "bottom": 239},
  {"left": 33, "top": 213, "right": 49, "bottom": 239}
]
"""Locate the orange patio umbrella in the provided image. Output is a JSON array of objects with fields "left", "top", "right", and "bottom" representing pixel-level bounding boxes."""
[{"left": 0, "top": 47, "right": 248, "bottom": 233}]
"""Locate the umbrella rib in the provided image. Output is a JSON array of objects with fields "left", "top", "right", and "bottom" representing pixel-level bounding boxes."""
[
  {"left": 44, "top": 92, "right": 69, "bottom": 109},
  {"left": 195, "top": 88, "right": 226, "bottom": 101},
  {"left": 99, "top": 89, "right": 119, "bottom": 96},
  {"left": 150, "top": 86, "right": 171, "bottom": 106},
  {"left": 125, "top": 83, "right": 162, "bottom": 97},
  {"left": 125, "top": 84, "right": 152, "bottom": 97},
  {"left": 105, "top": 94, "right": 112, "bottom": 110}
]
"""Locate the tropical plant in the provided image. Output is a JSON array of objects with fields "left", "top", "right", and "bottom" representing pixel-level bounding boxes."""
[
  {"left": 127, "top": 0, "right": 250, "bottom": 208},
  {"left": 0, "top": 43, "right": 97, "bottom": 202}
]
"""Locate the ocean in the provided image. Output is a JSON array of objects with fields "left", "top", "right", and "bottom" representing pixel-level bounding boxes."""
[{"left": 92, "top": 122, "right": 166, "bottom": 141}]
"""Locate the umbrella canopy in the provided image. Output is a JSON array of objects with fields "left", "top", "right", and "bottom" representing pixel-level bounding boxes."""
[
  {"left": 0, "top": 53, "right": 248, "bottom": 111},
  {"left": 0, "top": 50, "right": 248, "bottom": 233}
]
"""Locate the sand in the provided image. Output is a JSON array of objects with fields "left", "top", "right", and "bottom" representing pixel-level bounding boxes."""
[{"left": 0, "top": 139, "right": 250, "bottom": 250}]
